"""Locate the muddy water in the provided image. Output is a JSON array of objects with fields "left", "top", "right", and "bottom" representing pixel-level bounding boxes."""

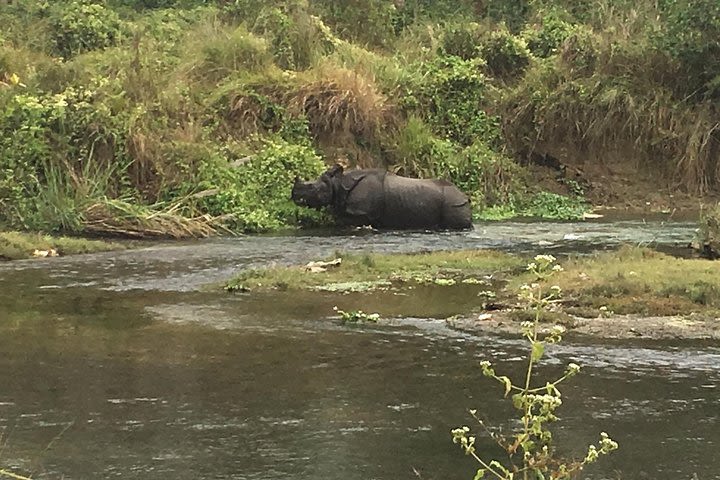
[{"left": 0, "top": 219, "right": 718, "bottom": 479}]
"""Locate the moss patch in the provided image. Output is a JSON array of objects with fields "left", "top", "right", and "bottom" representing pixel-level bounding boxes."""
[
  {"left": 0, "top": 231, "right": 126, "bottom": 261},
  {"left": 225, "top": 249, "right": 525, "bottom": 292}
]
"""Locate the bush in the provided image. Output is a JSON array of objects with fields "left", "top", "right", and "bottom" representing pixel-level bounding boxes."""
[
  {"left": 478, "top": 28, "right": 531, "bottom": 79},
  {"left": 192, "top": 25, "right": 274, "bottom": 83},
  {"left": 653, "top": 0, "right": 720, "bottom": 98},
  {"left": 454, "top": 143, "right": 527, "bottom": 207},
  {"left": 311, "top": 0, "right": 397, "bottom": 48},
  {"left": 49, "top": 0, "right": 124, "bottom": 58},
  {"left": 0, "top": 77, "right": 133, "bottom": 230},
  {"left": 559, "top": 26, "right": 597, "bottom": 75},
  {"left": 440, "top": 23, "right": 483, "bottom": 60},
  {"left": 481, "top": 0, "right": 530, "bottom": 33},
  {"left": 522, "top": 11, "right": 577, "bottom": 58},
  {"left": 388, "top": 116, "right": 461, "bottom": 179},
  {"left": 400, "top": 56, "right": 501, "bottom": 146},
  {"left": 249, "top": 3, "right": 334, "bottom": 71},
  {"left": 189, "top": 138, "right": 328, "bottom": 232}
]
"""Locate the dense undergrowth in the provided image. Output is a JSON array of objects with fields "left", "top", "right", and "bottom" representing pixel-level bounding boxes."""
[{"left": 1, "top": 0, "right": 718, "bottom": 236}]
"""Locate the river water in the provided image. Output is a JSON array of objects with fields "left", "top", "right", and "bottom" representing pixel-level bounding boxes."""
[{"left": 0, "top": 219, "right": 718, "bottom": 479}]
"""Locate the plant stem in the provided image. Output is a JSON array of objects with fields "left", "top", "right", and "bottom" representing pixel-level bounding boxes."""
[{"left": 0, "top": 469, "right": 32, "bottom": 480}]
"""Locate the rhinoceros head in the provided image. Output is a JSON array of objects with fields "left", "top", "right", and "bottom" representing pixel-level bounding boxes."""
[{"left": 291, "top": 164, "right": 344, "bottom": 209}]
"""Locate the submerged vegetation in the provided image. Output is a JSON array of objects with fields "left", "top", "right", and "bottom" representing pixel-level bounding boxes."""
[
  {"left": 225, "top": 249, "right": 523, "bottom": 292},
  {"left": 3, "top": 0, "right": 717, "bottom": 236}
]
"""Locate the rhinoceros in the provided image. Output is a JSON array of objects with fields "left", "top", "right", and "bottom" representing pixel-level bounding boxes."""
[{"left": 291, "top": 165, "right": 472, "bottom": 230}]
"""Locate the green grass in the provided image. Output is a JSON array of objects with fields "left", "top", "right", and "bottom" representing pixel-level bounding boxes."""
[
  {"left": 227, "top": 245, "right": 720, "bottom": 319},
  {"left": 0, "top": 231, "right": 126, "bottom": 260},
  {"left": 515, "top": 246, "right": 720, "bottom": 316},
  {"left": 225, "top": 249, "right": 525, "bottom": 292}
]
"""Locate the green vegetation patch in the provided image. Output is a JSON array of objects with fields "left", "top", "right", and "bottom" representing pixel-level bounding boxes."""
[
  {"left": 0, "top": 231, "right": 125, "bottom": 261},
  {"left": 537, "top": 247, "right": 720, "bottom": 316},
  {"left": 225, "top": 249, "right": 524, "bottom": 292}
]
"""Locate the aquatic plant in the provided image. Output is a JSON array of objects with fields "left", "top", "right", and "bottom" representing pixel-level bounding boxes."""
[
  {"left": 452, "top": 254, "right": 618, "bottom": 479},
  {"left": 333, "top": 306, "right": 380, "bottom": 323}
]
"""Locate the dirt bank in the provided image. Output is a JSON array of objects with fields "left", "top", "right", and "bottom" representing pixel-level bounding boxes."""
[{"left": 448, "top": 312, "right": 720, "bottom": 340}]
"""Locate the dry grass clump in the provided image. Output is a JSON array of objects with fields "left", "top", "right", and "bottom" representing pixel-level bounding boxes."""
[
  {"left": 83, "top": 199, "right": 221, "bottom": 239},
  {"left": 289, "top": 66, "right": 399, "bottom": 145}
]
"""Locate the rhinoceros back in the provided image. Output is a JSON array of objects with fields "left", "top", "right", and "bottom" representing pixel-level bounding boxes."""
[{"left": 379, "top": 174, "right": 471, "bottom": 229}]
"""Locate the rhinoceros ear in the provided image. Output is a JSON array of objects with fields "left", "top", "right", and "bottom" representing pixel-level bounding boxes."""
[
  {"left": 293, "top": 175, "right": 301, "bottom": 185},
  {"left": 328, "top": 164, "right": 344, "bottom": 177}
]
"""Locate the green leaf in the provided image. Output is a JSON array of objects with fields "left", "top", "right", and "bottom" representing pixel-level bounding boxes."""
[
  {"left": 473, "top": 468, "right": 486, "bottom": 480},
  {"left": 531, "top": 341, "right": 545, "bottom": 362}
]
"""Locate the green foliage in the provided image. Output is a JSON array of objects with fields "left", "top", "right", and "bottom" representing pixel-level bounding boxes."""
[
  {"left": 522, "top": 11, "right": 577, "bottom": 58},
  {"left": 189, "top": 138, "right": 328, "bottom": 232},
  {"left": 654, "top": 0, "right": 720, "bottom": 98},
  {"left": 311, "top": 0, "right": 396, "bottom": 48},
  {"left": 441, "top": 23, "right": 484, "bottom": 60},
  {"left": 483, "top": 0, "right": 530, "bottom": 33},
  {"left": 191, "top": 25, "right": 274, "bottom": 83},
  {"left": 520, "top": 191, "right": 589, "bottom": 220},
  {"left": 478, "top": 28, "right": 532, "bottom": 79},
  {"left": 558, "top": 26, "right": 597, "bottom": 75},
  {"left": 49, "top": 0, "right": 124, "bottom": 58},
  {"left": 400, "top": 56, "right": 501, "bottom": 146},
  {"left": 452, "top": 255, "right": 618, "bottom": 479}
]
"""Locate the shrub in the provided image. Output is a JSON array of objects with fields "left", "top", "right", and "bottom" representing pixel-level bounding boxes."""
[
  {"left": 694, "top": 204, "right": 720, "bottom": 259},
  {"left": 522, "top": 11, "right": 577, "bottom": 58},
  {"left": 400, "top": 56, "right": 501, "bottom": 146},
  {"left": 481, "top": 0, "right": 530, "bottom": 33},
  {"left": 478, "top": 28, "right": 531, "bottom": 80},
  {"left": 252, "top": 3, "right": 334, "bottom": 70},
  {"left": 189, "top": 138, "right": 328, "bottom": 232},
  {"left": 653, "top": 0, "right": 720, "bottom": 98},
  {"left": 311, "top": 0, "right": 397, "bottom": 48},
  {"left": 454, "top": 142, "right": 527, "bottom": 207},
  {"left": 49, "top": 0, "right": 124, "bottom": 58},
  {"left": 388, "top": 116, "right": 461, "bottom": 179},
  {"left": 190, "top": 25, "right": 274, "bottom": 83},
  {"left": 440, "top": 22, "right": 483, "bottom": 60},
  {"left": 559, "top": 26, "right": 597, "bottom": 75}
]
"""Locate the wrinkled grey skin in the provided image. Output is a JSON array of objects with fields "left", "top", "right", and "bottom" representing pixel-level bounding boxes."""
[{"left": 292, "top": 165, "right": 472, "bottom": 230}]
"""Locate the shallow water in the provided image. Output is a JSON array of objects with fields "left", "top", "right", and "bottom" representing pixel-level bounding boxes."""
[{"left": 0, "top": 219, "right": 717, "bottom": 479}]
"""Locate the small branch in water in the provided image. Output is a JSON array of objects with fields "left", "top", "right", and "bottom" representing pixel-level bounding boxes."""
[{"left": 0, "top": 469, "right": 32, "bottom": 480}]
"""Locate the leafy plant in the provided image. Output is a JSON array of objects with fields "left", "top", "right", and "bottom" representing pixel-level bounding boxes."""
[
  {"left": 519, "top": 192, "right": 588, "bottom": 220},
  {"left": 478, "top": 28, "right": 532, "bottom": 80},
  {"left": 452, "top": 254, "right": 618, "bottom": 480},
  {"left": 653, "top": 0, "right": 720, "bottom": 98},
  {"left": 333, "top": 306, "right": 380, "bottom": 323},
  {"left": 49, "top": 0, "right": 124, "bottom": 58},
  {"left": 399, "top": 56, "right": 500, "bottom": 146},
  {"left": 522, "top": 11, "right": 577, "bottom": 58}
]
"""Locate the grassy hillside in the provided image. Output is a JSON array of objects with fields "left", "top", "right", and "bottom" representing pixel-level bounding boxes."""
[{"left": 1, "top": 0, "right": 718, "bottom": 236}]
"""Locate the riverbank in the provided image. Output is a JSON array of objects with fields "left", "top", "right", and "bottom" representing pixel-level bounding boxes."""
[{"left": 0, "top": 231, "right": 127, "bottom": 260}]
